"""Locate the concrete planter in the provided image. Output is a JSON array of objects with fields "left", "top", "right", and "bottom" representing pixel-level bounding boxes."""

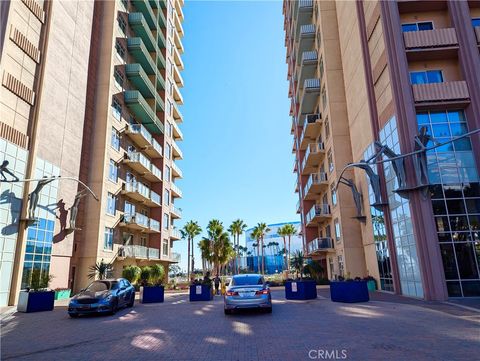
[
  {"left": 285, "top": 280, "right": 317, "bottom": 300},
  {"left": 330, "top": 281, "right": 369, "bottom": 303},
  {"left": 189, "top": 285, "right": 213, "bottom": 301},
  {"left": 17, "top": 291, "right": 55, "bottom": 313},
  {"left": 140, "top": 286, "right": 164, "bottom": 303},
  {"left": 54, "top": 289, "right": 71, "bottom": 300}
]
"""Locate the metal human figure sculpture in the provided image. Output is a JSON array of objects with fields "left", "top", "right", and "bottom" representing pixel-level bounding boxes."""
[
  {"left": 27, "top": 176, "right": 58, "bottom": 220},
  {"left": 414, "top": 126, "right": 434, "bottom": 187},
  {"left": 0, "top": 160, "right": 19, "bottom": 182},
  {"left": 338, "top": 177, "right": 364, "bottom": 218},
  {"left": 374, "top": 141, "right": 407, "bottom": 190},
  {"left": 352, "top": 160, "right": 384, "bottom": 209},
  {"left": 68, "top": 189, "right": 87, "bottom": 230}
]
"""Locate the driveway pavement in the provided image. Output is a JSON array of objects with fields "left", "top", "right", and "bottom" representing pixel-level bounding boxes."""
[{"left": 1, "top": 289, "right": 479, "bottom": 361}]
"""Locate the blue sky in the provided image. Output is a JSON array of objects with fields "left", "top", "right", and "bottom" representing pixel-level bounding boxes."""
[{"left": 172, "top": 0, "right": 298, "bottom": 271}]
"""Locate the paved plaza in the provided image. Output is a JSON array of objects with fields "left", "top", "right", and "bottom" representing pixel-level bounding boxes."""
[{"left": 1, "top": 289, "right": 479, "bottom": 361}]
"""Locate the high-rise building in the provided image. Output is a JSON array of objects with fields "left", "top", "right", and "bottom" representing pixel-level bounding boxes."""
[
  {"left": 0, "top": 0, "right": 95, "bottom": 306},
  {"left": 0, "top": 0, "right": 184, "bottom": 307},
  {"left": 72, "top": 0, "right": 184, "bottom": 292},
  {"left": 284, "top": 0, "right": 480, "bottom": 300}
]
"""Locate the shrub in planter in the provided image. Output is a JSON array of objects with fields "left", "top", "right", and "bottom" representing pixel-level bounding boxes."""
[
  {"left": 122, "top": 265, "right": 141, "bottom": 284},
  {"left": 140, "top": 264, "right": 165, "bottom": 304},
  {"left": 330, "top": 279, "right": 369, "bottom": 303},
  {"left": 17, "top": 269, "right": 55, "bottom": 313},
  {"left": 54, "top": 288, "right": 71, "bottom": 300}
]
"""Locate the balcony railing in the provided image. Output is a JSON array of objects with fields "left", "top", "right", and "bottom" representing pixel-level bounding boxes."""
[
  {"left": 150, "top": 219, "right": 160, "bottom": 232},
  {"left": 305, "top": 204, "right": 331, "bottom": 225},
  {"left": 170, "top": 182, "right": 183, "bottom": 198},
  {"left": 307, "top": 237, "right": 333, "bottom": 254},
  {"left": 403, "top": 28, "right": 458, "bottom": 49},
  {"left": 124, "top": 212, "right": 150, "bottom": 228},
  {"left": 303, "top": 172, "right": 328, "bottom": 199},
  {"left": 172, "top": 120, "right": 183, "bottom": 140},
  {"left": 126, "top": 123, "right": 163, "bottom": 158},
  {"left": 171, "top": 205, "right": 182, "bottom": 218},
  {"left": 301, "top": 142, "right": 325, "bottom": 173},
  {"left": 299, "top": 113, "right": 321, "bottom": 148},
  {"left": 172, "top": 140, "right": 183, "bottom": 159},
  {"left": 122, "top": 245, "right": 160, "bottom": 260},
  {"left": 125, "top": 152, "right": 162, "bottom": 182},
  {"left": 171, "top": 228, "right": 182, "bottom": 240},
  {"left": 171, "top": 161, "right": 183, "bottom": 178},
  {"left": 412, "top": 81, "right": 470, "bottom": 103}
]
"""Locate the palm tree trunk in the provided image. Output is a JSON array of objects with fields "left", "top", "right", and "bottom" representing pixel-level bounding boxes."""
[
  {"left": 288, "top": 236, "right": 291, "bottom": 273},
  {"left": 283, "top": 237, "right": 287, "bottom": 272},
  {"left": 261, "top": 237, "right": 264, "bottom": 275},
  {"left": 187, "top": 237, "right": 191, "bottom": 281},
  {"left": 191, "top": 237, "right": 195, "bottom": 274}
]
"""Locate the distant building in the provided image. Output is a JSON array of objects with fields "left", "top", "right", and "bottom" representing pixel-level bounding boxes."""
[{"left": 243, "top": 221, "right": 302, "bottom": 274}]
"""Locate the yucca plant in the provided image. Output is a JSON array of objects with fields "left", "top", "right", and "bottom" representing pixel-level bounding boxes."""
[
  {"left": 290, "top": 251, "right": 305, "bottom": 280},
  {"left": 88, "top": 259, "right": 112, "bottom": 280},
  {"left": 122, "top": 265, "right": 141, "bottom": 284}
]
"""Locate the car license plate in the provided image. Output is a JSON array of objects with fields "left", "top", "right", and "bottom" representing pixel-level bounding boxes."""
[
  {"left": 79, "top": 305, "right": 90, "bottom": 309},
  {"left": 240, "top": 292, "right": 255, "bottom": 298}
]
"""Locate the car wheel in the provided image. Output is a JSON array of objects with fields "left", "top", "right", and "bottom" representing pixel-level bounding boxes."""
[
  {"left": 111, "top": 300, "right": 118, "bottom": 315},
  {"left": 127, "top": 294, "right": 134, "bottom": 308},
  {"left": 224, "top": 308, "right": 232, "bottom": 315},
  {"left": 69, "top": 313, "right": 79, "bottom": 318}
]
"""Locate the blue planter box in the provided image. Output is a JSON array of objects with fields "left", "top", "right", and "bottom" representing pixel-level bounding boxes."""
[
  {"left": 330, "top": 281, "right": 369, "bottom": 303},
  {"left": 189, "top": 285, "right": 213, "bottom": 301},
  {"left": 285, "top": 280, "right": 317, "bottom": 300},
  {"left": 17, "top": 291, "right": 55, "bottom": 313},
  {"left": 141, "top": 286, "right": 164, "bottom": 303}
]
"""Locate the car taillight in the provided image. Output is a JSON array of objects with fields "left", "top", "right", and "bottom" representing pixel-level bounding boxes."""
[
  {"left": 226, "top": 291, "right": 238, "bottom": 296},
  {"left": 255, "top": 289, "right": 269, "bottom": 295}
]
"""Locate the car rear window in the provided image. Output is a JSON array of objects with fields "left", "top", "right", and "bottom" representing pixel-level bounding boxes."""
[
  {"left": 231, "top": 276, "right": 263, "bottom": 286},
  {"left": 86, "top": 281, "right": 117, "bottom": 292}
]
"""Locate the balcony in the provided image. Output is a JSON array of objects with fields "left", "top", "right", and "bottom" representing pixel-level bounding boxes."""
[
  {"left": 174, "top": 26, "right": 184, "bottom": 54},
  {"left": 306, "top": 204, "right": 331, "bottom": 227},
  {"left": 172, "top": 101, "right": 183, "bottom": 122},
  {"left": 403, "top": 28, "right": 459, "bottom": 60},
  {"left": 171, "top": 204, "right": 182, "bottom": 219},
  {"left": 125, "top": 63, "right": 155, "bottom": 99},
  {"left": 125, "top": 123, "right": 163, "bottom": 158},
  {"left": 121, "top": 212, "right": 150, "bottom": 231},
  {"left": 174, "top": 8, "right": 184, "bottom": 37},
  {"left": 124, "top": 90, "right": 164, "bottom": 134},
  {"left": 128, "top": 13, "right": 156, "bottom": 52},
  {"left": 172, "top": 120, "right": 183, "bottom": 141},
  {"left": 299, "top": 113, "right": 322, "bottom": 149},
  {"left": 297, "top": 24, "right": 315, "bottom": 60},
  {"left": 171, "top": 161, "right": 183, "bottom": 178},
  {"left": 303, "top": 172, "right": 328, "bottom": 201},
  {"left": 297, "top": 51, "right": 318, "bottom": 91},
  {"left": 124, "top": 152, "right": 162, "bottom": 182},
  {"left": 170, "top": 182, "right": 183, "bottom": 198},
  {"left": 148, "top": 218, "right": 161, "bottom": 233},
  {"left": 172, "top": 141, "right": 183, "bottom": 159},
  {"left": 173, "top": 63, "right": 184, "bottom": 87},
  {"left": 175, "top": 0, "right": 184, "bottom": 21},
  {"left": 157, "top": 26, "right": 166, "bottom": 49},
  {"left": 296, "top": 199, "right": 301, "bottom": 214},
  {"left": 301, "top": 142, "right": 325, "bottom": 175},
  {"left": 412, "top": 81, "right": 470, "bottom": 104},
  {"left": 122, "top": 181, "right": 161, "bottom": 207},
  {"left": 127, "top": 37, "right": 155, "bottom": 75},
  {"left": 156, "top": 51, "right": 166, "bottom": 74},
  {"left": 172, "top": 81, "right": 183, "bottom": 104},
  {"left": 131, "top": 0, "right": 156, "bottom": 29},
  {"left": 121, "top": 245, "right": 161, "bottom": 260},
  {"left": 295, "top": 1, "right": 313, "bottom": 38},
  {"left": 298, "top": 78, "right": 320, "bottom": 118},
  {"left": 158, "top": 5, "right": 167, "bottom": 28},
  {"left": 307, "top": 237, "right": 334, "bottom": 255},
  {"left": 170, "top": 228, "right": 181, "bottom": 240},
  {"left": 173, "top": 43, "right": 184, "bottom": 70}
]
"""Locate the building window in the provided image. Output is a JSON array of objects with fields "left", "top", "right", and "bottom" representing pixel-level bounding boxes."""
[
  {"left": 410, "top": 70, "right": 443, "bottom": 85},
  {"left": 111, "top": 127, "right": 120, "bottom": 150},
  {"left": 327, "top": 150, "right": 334, "bottom": 173},
  {"left": 115, "top": 40, "right": 125, "bottom": 61},
  {"left": 325, "top": 225, "right": 332, "bottom": 239},
  {"left": 164, "top": 189, "right": 170, "bottom": 205},
  {"left": 401, "top": 21, "right": 433, "bottom": 32},
  {"left": 316, "top": 29, "right": 321, "bottom": 49},
  {"left": 120, "top": 0, "right": 128, "bottom": 11},
  {"left": 112, "top": 98, "right": 122, "bottom": 121},
  {"left": 338, "top": 255, "right": 344, "bottom": 277},
  {"left": 163, "top": 239, "right": 169, "bottom": 256},
  {"left": 321, "top": 86, "right": 327, "bottom": 110},
  {"left": 319, "top": 56, "right": 324, "bottom": 81},
  {"left": 334, "top": 219, "right": 341, "bottom": 241},
  {"left": 107, "top": 192, "right": 116, "bottom": 215},
  {"left": 117, "top": 15, "right": 126, "bottom": 35},
  {"left": 114, "top": 69, "right": 124, "bottom": 90},
  {"left": 165, "top": 143, "right": 171, "bottom": 159},
  {"left": 109, "top": 159, "right": 118, "bottom": 182},
  {"left": 163, "top": 213, "right": 169, "bottom": 230},
  {"left": 165, "top": 166, "right": 171, "bottom": 182},
  {"left": 325, "top": 117, "right": 330, "bottom": 139},
  {"left": 104, "top": 227, "right": 114, "bottom": 250},
  {"left": 331, "top": 185, "right": 337, "bottom": 206}
]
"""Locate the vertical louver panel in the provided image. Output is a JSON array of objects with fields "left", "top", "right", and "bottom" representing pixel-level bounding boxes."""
[
  {"left": 2, "top": 72, "right": 35, "bottom": 105},
  {"left": 0, "top": 121, "right": 29, "bottom": 149},
  {"left": 10, "top": 26, "right": 41, "bottom": 63},
  {"left": 21, "top": 0, "right": 45, "bottom": 23}
]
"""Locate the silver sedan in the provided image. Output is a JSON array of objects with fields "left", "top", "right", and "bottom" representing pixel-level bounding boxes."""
[{"left": 224, "top": 274, "right": 272, "bottom": 314}]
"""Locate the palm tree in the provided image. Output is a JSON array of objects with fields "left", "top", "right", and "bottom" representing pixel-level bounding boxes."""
[
  {"left": 278, "top": 223, "right": 297, "bottom": 274},
  {"left": 252, "top": 223, "right": 270, "bottom": 275},
  {"left": 290, "top": 250, "right": 305, "bottom": 279},
  {"left": 181, "top": 221, "right": 202, "bottom": 282},
  {"left": 228, "top": 219, "right": 247, "bottom": 274},
  {"left": 250, "top": 229, "right": 260, "bottom": 273},
  {"left": 198, "top": 238, "right": 211, "bottom": 273},
  {"left": 88, "top": 259, "right": 112, "bottom": 280}
]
